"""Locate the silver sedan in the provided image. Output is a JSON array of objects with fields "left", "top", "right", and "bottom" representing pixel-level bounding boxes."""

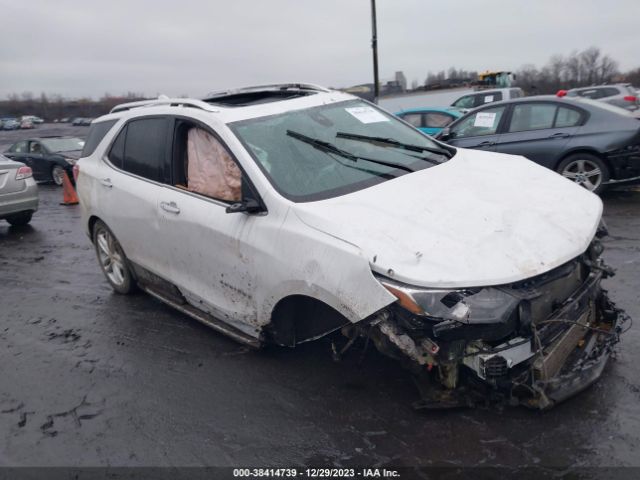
[{"left": 0, "top": 154, "right": 38, "bottom": 226}]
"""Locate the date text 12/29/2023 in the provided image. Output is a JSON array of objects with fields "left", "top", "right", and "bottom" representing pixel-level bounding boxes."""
[{"left": 233, "top": 468, "right": 401, "bottom": 478}]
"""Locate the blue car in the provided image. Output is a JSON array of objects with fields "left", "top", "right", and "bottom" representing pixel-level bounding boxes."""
[
  {"left": 1, "top": 118, "right": 20, "bottom": 130},
  {"left": 395, "top": 107, "right": 463, "bottom": 136}
]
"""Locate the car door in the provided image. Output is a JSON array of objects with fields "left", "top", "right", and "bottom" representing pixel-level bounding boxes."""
[
  {"left": 95, "top": 116, "right": 173, "bottom": 281},
  {"left": 493, "top": 102, "right": 582, "bottom": 169},
  {"left": 446, "top": 104, "right": 507, "bottom": 151},
  {"left": 156, "top": 117, "right": 260, "bottom": 331},
  {"left": 27, "top": 141, "right": 48, "bottom": 179}
]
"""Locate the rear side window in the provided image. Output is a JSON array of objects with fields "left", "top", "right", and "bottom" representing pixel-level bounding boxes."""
[
  {"left": 400, "top": 113, "right": 423, "bottom": 127},
  {"left": 424, "top": 112, "right": 454, "bottom": 128},
  {"left": 576, "top": 89, "right": 603, "bottom": 99},
  {"left": 108, "top": 126, "right": 126, "bottom": 169},
  {"left": 82, "top": 120, "right": 117, "bottom": 157},
  {"left": 107, "top": 118, "right": 168, "bottom": 182},
  {"left": 476, "top": 92, "right": 502, "bottom": 106},
  {"left": 600, "top": 87, "right": 620, "bottom": 98},
  {"left": 555, "top": 107, "right": 582, "bottom": 127},
  {"left": 508, "top": 103, "right": 556, "bottom": 132}
]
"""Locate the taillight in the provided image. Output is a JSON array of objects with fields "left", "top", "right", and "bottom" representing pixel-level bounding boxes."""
[
  {"left": 15, "top": 166, "right": 32, "bottom": 180},
  {"left": 72, "top": 163, "right": 79, "bottom": 182},
  {"left": 623, "top": 95, "right": 637, "bottom": 102},
  {"left": 556, "top": 90, "right": 568, "bottom": 97}
]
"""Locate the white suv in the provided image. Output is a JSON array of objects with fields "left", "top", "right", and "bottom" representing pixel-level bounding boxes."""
[{"left": 77, "top": 83, "right": 626, "bottom": 409}]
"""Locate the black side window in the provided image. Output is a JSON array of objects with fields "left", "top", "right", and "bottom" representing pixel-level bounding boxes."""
[
  {"left": 476, "top": 91, "right": 503, "bottom": 107},
  {"left": 108, "top": 126, "right": 126, "bottom": 169},
  {"left": 111, "top": 118, "right": 168, "bottom": 182},
  {"left": 82, "top": 120, "right": 117, "bottom": 157},
  {"left": 600, "top": 87, "right": 619, "bottom": 98}
]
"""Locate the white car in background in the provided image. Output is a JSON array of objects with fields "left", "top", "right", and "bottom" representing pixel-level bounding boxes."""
[
  {"left": 450, "top": 87, "right": 525, "bottom": 112},
  {"left": 76, "top": 84, "right": 627, "bottom": 409}
]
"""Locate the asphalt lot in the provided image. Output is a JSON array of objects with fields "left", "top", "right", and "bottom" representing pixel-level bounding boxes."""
[{"left": 0, "top": 125, "right": 639, "bottom": 473}]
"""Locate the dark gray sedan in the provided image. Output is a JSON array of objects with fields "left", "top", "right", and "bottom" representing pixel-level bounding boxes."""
[
  {"left": 437, "top": 96, "right": 640, "bottom": 193},
  {"left": 4, "top": 136, "right": 83, "bottom": 185}
]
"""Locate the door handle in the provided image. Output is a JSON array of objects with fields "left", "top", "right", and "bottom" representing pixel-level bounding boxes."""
[
  {"left": 476, "top": 141, "right": 495, "bottom": 147},
  {"left": 100, "top": 178, "right": 113, "bottom": 188},
  {"left": 549, "top": 132, "right": 570, "bottom": 138},
  {"left": 160, "top": 201, "right": 180, "bottom": 214}
]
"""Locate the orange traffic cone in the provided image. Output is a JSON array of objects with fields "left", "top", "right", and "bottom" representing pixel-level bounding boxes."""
[{"left": 60, "top": 170, "right": 79, "bottom": 206}]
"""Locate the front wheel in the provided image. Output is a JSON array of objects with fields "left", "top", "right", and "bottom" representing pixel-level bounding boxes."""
[
  {"left": 92, "top": 220, "right": 136, "bottom": 294},
  {"left": 51, "top": 165, "right": 65, "bottom": 186},
  {"left": 557, "top": 153, "right": 609, "bottom": 194}
]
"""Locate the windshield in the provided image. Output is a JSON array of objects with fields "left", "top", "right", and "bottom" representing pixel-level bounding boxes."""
[
  {"left": 40, "top": 137, "right": 85, "bottom": 153},
  {"left": 230, "top": 100, "right": 451, "bottom": 202}
]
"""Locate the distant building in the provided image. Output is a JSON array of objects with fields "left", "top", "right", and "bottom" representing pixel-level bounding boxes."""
[{"left": 395, "top": 71, "right": 407, "bottom": 92}]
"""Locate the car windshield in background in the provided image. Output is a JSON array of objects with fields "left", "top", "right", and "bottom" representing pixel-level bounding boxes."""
[
  {"left": 40, "top": 137, "right": 85, "bottom": 152},
  {"left": 230, "top": 100, "right": 451, "bottom": 202}
]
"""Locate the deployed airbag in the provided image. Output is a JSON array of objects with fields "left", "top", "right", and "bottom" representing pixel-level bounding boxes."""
[{"left": 187, "top": 128, "right": 242, "bottom": 202}]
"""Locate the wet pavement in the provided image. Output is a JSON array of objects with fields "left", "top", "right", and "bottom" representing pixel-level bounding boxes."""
[{"left": 0, "top": 127, "right": 639, "bottom": 472}]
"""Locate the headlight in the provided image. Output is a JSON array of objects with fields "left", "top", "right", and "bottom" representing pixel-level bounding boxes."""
[{"left": 377, "top": 275, "right": 519, "bottom": 326}]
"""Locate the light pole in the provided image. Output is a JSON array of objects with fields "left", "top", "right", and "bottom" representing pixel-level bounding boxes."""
[{"left": 370, "top": 0, "right": 379, "bottom": 104}]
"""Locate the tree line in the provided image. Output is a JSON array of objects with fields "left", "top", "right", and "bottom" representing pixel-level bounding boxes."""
[
  {"left": 0, "top": 92, "right": 147, "bottom": 121},
  {"left": 422, "top": 46, "right": 639, "bottom": 94}
]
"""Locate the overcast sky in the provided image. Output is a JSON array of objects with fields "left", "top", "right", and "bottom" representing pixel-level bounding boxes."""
[{"left": 1, "top": 0, "right": 637, "bottom": 99}]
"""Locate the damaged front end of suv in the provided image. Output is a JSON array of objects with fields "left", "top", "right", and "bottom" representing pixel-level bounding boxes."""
[{"left": 344, "top": 234, "right": 628, "bottom": 410}]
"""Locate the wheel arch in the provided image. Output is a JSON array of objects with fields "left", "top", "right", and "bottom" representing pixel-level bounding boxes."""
[
  {"left": 555, "top": 148, "right": 611, "bottom": 173},
  {"left": 265, "top": 294, "right": 353, "bottom": 347}
]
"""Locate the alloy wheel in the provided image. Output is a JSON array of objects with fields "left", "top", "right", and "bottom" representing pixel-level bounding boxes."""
[
  {"left": 96, "top": 228, "right": 127, "bottom": 287},
  {"left": 52, "top": 166, "right": 65, "bottom": 186},
  {"left": 560, "top": 159, "right": 602, "bottom": 192}
]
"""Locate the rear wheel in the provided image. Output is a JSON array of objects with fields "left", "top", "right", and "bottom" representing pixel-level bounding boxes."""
[
  {"left": 6, "top": 211, "right": 33, "bottom": 226},
  {"left": 557, "top": 153, "right": 609, "bottom": 194},
  {"left": 92, "top": 220, "right": 136, "bottom": 294},
  {"left": 51, "top": 165, "right": 65, "bottom": 186}
]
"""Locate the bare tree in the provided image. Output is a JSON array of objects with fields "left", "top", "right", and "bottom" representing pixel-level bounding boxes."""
[
  {"left": 598, "top": 55, "right": 619, "bottom": 83},
  {"left": 580, "top": 47, "right": 601, "bottom": 85}
]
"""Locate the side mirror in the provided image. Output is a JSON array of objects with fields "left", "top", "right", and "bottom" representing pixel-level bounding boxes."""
[
  {"left": 225, "top": 198, "right": 263, "bottom": 214},
  {"left": 439, "top": 127, "right": 451, "bottom": 141}
]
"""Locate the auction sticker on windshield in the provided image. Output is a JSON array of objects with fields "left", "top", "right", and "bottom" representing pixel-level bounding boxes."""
[
  {"left": 345, "top": 106, "right": 389, "bottom": 124},
  {"left": 474, "top": 111, "right": 497, "bottom": 127}
]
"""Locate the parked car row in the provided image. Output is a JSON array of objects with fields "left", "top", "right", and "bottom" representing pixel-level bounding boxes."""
[
  {"left": 72, "top": 84, "right": 627, "bottom": 409},
  {"left": 0, "top": 116, "right": 42, "bottom": 130},
  {"left": 71, "top": 117, "right": 94, "bottom": 126},
  {"left": 393, "top": 89, "right": 640, "bottom": 194}
]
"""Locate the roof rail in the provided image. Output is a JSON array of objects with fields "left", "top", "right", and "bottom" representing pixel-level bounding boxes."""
[
  {"left": 110, "top": 97, "right": 217, "bottom": 114},
  {"left": 204, "top": 83, "right": 331, "bottom": 100}
]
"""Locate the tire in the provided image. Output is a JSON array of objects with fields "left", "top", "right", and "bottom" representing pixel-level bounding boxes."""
[
  {"left": 6, "top": 211, "right": 33, "bottom": 226},
  {"left": 51, "top": 165, "right": 65, "bottom": 186},
  {"left": 92, "top": 220, "right": 136, "bottom": 294},
  {"left": 556, "top": 153, "right": 609, "bottom": 195}
]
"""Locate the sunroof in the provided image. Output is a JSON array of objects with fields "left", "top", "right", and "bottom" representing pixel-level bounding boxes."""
[{"left": 204, "top": 89, "right": 316, "bottom": 107}]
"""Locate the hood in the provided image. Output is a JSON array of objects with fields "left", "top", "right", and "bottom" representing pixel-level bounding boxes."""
[{"left": 293, "top": 148, "right": 602, "bottom": 288}]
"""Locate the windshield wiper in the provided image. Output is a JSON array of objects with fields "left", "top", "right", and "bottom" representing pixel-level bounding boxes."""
[
  {"left": 286, "top": 130, "right": 415, "bottom": 173},
  {"left": 335, "top": 132, "right": 453, "bottom": 160}
]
